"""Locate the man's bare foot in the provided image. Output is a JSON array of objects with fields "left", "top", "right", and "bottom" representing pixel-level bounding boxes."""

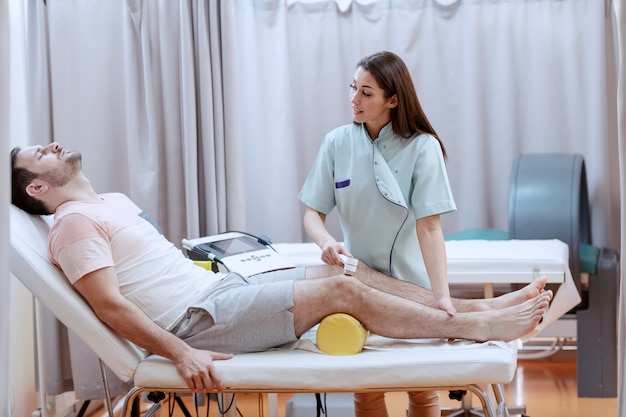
[
  {"left": 486, "top": 275, "right": 550, "bottom": 310},
  {"left": 470, "top": 290, "right": 552, "bottom": 342}
]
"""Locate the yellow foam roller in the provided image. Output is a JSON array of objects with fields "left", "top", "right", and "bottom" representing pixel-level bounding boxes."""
[{"left": 316, "top": 313, "right": 369, "bottom": 355}]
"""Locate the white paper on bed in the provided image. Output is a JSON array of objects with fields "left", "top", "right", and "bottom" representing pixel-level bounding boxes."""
[{"left": 273, "top": 239, "right": 582, "bottom": 339}]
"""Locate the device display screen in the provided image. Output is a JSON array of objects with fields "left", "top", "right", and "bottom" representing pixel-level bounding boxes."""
[{"left": 201, "top": 236, "right": 266, "bottom": 257}]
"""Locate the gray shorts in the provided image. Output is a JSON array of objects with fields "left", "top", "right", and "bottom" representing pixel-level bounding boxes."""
[{"left": 171, "top": 267, "right": 306, "bottom": 354}]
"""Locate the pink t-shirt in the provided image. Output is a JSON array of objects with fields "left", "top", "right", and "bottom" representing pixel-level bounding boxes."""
[{"left": 49, "top": 193, "right": 219, "bottom": 330}]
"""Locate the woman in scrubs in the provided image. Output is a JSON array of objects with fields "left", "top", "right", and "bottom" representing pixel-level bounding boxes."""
[{"left": 299, "top": 51, "right": 456, "bottom": 417}]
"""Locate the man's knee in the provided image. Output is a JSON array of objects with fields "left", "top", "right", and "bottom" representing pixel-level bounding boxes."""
[{"left": 333, "top": 274, "right": 365, "bottom": 297}]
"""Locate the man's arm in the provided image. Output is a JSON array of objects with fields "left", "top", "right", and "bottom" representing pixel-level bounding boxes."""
[{"left": 73, "top": 266, "right": 232, "bottom": 392}]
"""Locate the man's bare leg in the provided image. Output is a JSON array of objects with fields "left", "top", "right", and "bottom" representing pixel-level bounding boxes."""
[
  {"left": 304, "top": 263, "right": 549, "bottom": 313},
  {"left": 290, "top": 274, "right": 552, "bottom": 343}
]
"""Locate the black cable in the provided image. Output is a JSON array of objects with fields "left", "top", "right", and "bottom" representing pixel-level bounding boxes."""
[
  {"left": 256, "top": 393, "right": 264, "bottom": 417},
  {"left": 216, "top": 393, "right": 236, "bottom": 415},
  {"left": 174, "top": 395, "right": 193, "bottom": 417},
  {"left": 315, "top": 393, "right": 327, "bottom": 416},
  {"left": 75, "top": 400, "right": 91, "bottom": 417},
  {"left": 168, "top": 394, "right": 175, "bottom": 417}
]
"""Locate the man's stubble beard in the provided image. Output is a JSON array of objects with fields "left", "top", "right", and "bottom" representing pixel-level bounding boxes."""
[{"left": 41, "top": 151, "right": 82, "bottom": 187}]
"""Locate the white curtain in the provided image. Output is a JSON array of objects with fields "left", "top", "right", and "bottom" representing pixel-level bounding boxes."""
[
  {"left": 24, "top": 0, "right": 620, "bottom": 248},
  {"left": 227, "top": 0, "right": 619, "bottom": 247},
  {"left": 27, "top": 0, "right": 247, "bottom": 248},
  {"left": 10, "top": 0, "right": 624, "bottom": 411}
]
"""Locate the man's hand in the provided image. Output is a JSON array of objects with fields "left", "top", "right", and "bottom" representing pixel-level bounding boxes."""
[
  {"left": 175, "top": 347, "right": 234, "bottom": 392},
  {"left": 74, "top": 268, "right": 235, "bottom": 392}
]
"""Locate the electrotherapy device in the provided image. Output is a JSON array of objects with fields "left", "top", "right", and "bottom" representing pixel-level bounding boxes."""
[{"left": 182, "top": 231, "right": 295, "bottom": 277}]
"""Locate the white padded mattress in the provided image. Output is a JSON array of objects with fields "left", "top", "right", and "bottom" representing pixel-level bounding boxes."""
[{"left": 135, "top": 337, "right": 518, "bottom": 390}]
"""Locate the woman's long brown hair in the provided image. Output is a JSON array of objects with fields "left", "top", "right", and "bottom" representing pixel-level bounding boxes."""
[{"left": 357, "top": 51, "right": 447, "bottom": 159}]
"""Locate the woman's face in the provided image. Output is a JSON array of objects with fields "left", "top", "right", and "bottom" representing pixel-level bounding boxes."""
[{"left": 350, "top": 66, "right": 397, "bottom": 137}]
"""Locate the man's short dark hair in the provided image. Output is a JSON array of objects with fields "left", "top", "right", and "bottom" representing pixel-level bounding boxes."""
[{"left": 11, "top": 147, "right": 53, "bottom": 215}]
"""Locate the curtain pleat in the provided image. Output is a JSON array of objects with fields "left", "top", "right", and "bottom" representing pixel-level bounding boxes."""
[{"left": 191, "top": 0, "right": 247, "bottom": 238}]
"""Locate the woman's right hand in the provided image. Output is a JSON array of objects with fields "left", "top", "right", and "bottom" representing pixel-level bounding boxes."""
[
  {"left": 319, "top": 240, "right": 353, "bottom": 267},
  {"left": 303, "top": 207, "right": 353, "bottom": 267}
]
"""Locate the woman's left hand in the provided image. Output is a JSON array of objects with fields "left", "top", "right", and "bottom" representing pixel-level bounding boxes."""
[{"left": 436, "top": 296, "right": 456, "bottom": 316}]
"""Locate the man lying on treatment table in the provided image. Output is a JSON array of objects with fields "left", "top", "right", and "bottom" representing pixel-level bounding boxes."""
[{"left": 10, "top": 142, "right": 552, "bottom": 393}]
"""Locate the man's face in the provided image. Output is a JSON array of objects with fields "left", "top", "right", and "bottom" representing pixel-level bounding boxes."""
[{"left": 17, "top": 142, "right": 82, "bottom": 187}]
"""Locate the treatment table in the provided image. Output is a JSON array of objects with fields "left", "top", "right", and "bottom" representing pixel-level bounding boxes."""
[{"left": 10, "top": 205, "right": 567, "bottom": 417}]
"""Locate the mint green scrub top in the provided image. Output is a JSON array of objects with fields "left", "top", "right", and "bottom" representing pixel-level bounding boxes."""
[{"left": 299, "top": 123, "right": 456, "bottom": 289}]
